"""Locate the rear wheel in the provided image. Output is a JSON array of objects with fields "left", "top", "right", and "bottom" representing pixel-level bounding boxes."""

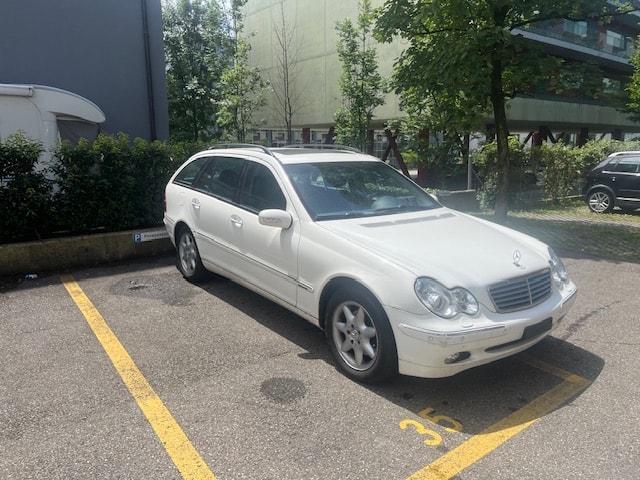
[
  {"left": 176, "top": 227, "right": 207, "bottom": 282},
  {"left": 325, "top": 286, "right": 398, "bottom": 383},
  {"left": 587, "top": 189, "right": 614, "bottom": 213}
]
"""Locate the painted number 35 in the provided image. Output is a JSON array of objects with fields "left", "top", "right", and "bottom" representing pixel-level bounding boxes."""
[{"left": 399, "top": 408, "right": 463, "bottom": 446}]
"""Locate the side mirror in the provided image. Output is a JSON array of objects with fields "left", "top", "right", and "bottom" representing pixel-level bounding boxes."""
[{"left": 258, "top": 209, "right": 293, "bottom": 229}]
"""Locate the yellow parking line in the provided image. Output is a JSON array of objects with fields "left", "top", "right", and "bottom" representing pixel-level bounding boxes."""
[
  {"left": 406, "top": 363, "right": 591, "bottom": 480},
  {"left": 61, "top": 275, "right": 216, "bottom": 480}
]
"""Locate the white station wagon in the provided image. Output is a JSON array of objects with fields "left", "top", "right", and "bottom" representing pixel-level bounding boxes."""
[{"left": 163, "top": 145, "right": 577, "bottom": 383}]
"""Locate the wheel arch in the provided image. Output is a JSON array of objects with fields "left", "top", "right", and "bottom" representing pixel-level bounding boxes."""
[
  {"left": 173, "top": 220, "right": 191, "bottom": 240},
  {"left": 586, "top": 184, "right": 616, "bottom": 200},
  {"left": 318, "top": 277, "right": 383, "bottom": 330}
]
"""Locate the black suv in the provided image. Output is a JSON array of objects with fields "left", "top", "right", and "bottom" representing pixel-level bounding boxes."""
[{"left": 583, "top": 151, "right": 640, "bottom": 213}]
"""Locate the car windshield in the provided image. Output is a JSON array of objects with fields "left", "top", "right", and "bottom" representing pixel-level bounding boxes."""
[{"left": 285, "top": 161, "right": 441, "bottom": 220}]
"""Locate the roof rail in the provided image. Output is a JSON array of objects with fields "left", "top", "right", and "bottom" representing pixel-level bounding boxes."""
[
  {"left": 281, "top": 144, "right": 360, "bottom": 153},
  {"left": 209, "top": 143, "right": 275, "bottom": 156}
]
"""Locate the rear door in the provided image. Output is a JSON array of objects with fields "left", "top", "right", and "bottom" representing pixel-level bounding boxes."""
[
  {"left": 610, "top": 156, "right": 640, "bottom": 200},
  {"left": 189, "top": 155, "right": 246, "bottom": 274}
]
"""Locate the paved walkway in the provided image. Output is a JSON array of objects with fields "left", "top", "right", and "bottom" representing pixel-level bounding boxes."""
[{"left": 499, "top": 210, "right": 640, "bottom": 263}]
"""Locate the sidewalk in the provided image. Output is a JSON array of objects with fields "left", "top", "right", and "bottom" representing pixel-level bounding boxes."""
[{"left": 496, "top": 210, "right": 640, "bottom": 263}]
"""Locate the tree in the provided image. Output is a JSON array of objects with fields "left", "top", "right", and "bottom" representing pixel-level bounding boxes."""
[
  {"left": 271, "top": 2, "right": 304, "bottom": 144},
  {"left": 335, "top": 0, "right": 386, "bottom": 152},
  {"left": 163, "top": 0, "right": 232, "bottom": 142},
  {"left": 376, "top": 0, "right": 628, "bottom": 219},
  {"left": 217, "top": 37, "right": 270, "bottom": 142},
  {"left": 216, "top": 0, "right": 269, "bottom": 142},
  {"left": 624, "top": 36, "right": 640, "bottom": 123}
]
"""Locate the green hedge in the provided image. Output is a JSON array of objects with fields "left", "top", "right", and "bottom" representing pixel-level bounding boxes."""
[
  {"left": 0, "top": 133, "right": 51, "bottom": 242},
  {"left": 3, "top": 132, "right": 639, "bottom": 243},
  {"left": 0, "top": 132, "right": 186, "bottom": 244},
  {"left": 473, "top": 138, "right": 640, "bottom": 209}
]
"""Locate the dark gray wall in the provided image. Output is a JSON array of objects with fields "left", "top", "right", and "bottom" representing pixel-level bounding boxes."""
[{"left": 0, "top": 0, "right": 169, "bottom": 141}]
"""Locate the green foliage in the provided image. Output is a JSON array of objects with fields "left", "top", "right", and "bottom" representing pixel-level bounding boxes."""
[
  {"left": 334, "top": 0, "right": 386, "bottom": 151},
  {"left": 129, "top": 138, "right": 176, "bottom": 227},
  {"left": 216, "top": 35, "right": 269, "bottom": 142},
  {"left": 0, "top": 132, "right": 176, "bottom": 243},
  {"left": 473, "top": 138, "right": 640, "bottom": 209},
  {"left": 163, "top": 0, "right": 234, "bottom": 142},
  {"left": 375, "top": 0, "right": 626, "bottom": 217},
  {"left": 168, "top": 139, "right": 211, "bottom": 165},
  {"left": 624, "top": 36, "right": 640, "bottom": 122},
  {"left": 534, "top": 142, "right": 583, "bottom": 203},
  {"left": 51, "top": 134, "right": 174, "bottom": 234},
  {"left": 0, "top": 132, "right": 51, "bottom": 242},
  {"left": 396, "top": 117, "right": 465, "bottom": 188},
  {"left": 473, "top": 137, "right": 531, "bottom": 209}
]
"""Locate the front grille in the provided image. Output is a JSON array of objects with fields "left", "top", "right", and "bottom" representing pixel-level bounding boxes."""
[{"left": 488, "top": 269, "right": 552, "bottom": 313}]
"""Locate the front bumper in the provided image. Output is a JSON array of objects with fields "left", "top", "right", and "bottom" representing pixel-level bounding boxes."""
[{"left": 390, "top": 284, "right": 578, "bottom": 378}]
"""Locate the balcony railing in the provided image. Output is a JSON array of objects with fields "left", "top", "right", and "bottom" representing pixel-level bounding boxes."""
[{"left": 521, "top": 21, "right": 635, "bottom": 60}]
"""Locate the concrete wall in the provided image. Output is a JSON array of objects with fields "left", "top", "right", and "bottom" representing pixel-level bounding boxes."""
[
  {"left": 245, "top": 0, "right": 403, "bottom": 129},
  {"left": 0, "top": 229, "right": 173, "bottom": 276},
  {"left": 0, "top": 0, "right": 169, "bottom": 142}
]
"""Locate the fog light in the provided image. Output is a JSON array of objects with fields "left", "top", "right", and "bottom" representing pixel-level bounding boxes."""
[{"left": 444, "top": 351, "right": 471, "bottom": 364}]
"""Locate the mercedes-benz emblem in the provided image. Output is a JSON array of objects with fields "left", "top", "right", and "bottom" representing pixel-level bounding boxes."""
[{"left": 513, "top": 250, "right": 523, "bottom": 268}]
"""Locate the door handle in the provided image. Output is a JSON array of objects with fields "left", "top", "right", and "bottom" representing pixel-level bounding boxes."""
[
  {"left": 191, "top": 198, "right": 200, "bottom": 210},
  {"left": 230, "top": 214, "right": 243, "bottom": 226}
]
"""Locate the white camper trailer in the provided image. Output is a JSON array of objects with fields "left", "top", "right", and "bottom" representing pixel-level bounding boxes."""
[{"left": 0, "top": 84, "right": 106, "bottom": 172}]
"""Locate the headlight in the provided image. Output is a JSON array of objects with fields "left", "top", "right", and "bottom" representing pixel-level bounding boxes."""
[
  {"left": 415, "top": 277, "right": 479, "bottom": 318},
  {"left": 549, "top": 247, "right": 570, "bottom": 288}
]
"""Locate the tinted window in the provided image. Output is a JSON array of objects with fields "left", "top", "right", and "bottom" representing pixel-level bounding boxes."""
[
  {"left": 612, "top": 157, "right": 640, "bottom": 173},
  {"left": 240, "top": 162, "right": 286, "bottom": 212},
  {"left": 173, "top": 157, "right": 210, "bottom": 186},
  {"left": 192, "top": 156, "right": 245, "bottom": 201}
]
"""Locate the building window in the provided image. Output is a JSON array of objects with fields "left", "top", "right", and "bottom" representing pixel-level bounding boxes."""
[
  {"left": 563, "top": 19, "right": 587, "bottom": 37},
  {"left": 606, "top": 30, "right": 625, "bottom": 50}
]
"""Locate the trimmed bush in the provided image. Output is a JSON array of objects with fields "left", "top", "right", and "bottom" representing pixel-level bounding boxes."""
[
  {"left": 0, "top": 132, "right": 52, "bottom": 242},
  {"left": 0, "top": 133, "right": 184, "bottom": 243}
]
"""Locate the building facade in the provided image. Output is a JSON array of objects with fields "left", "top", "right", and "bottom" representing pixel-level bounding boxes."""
[
  {"left": 0, "top": 0, "right": 169, "bottom": 142},
  {"left": 244, "top": 0, "right": 640, "bottom": 146}
]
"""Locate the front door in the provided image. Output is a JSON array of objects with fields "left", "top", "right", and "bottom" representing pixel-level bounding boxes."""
[{"left": 226, "top": 161, "right": 300, "bottom": 308}]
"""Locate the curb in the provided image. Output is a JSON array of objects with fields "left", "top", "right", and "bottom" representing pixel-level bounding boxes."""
[{"left": 0, "top": 228, "right": 174, "bottom": 276}]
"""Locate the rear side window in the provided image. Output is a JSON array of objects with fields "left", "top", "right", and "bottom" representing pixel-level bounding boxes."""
[
  {"left": 192, "top": 156, "right": 245, "bottom": 202},
  {"left": 173, "top": 157, "right": 210, "bottom": 186},
  {"left": 611, "top": 157, "right": 640, "bottom": 173},
  {"left": 173, "top": 157, "right": 246, "bottom": 201}
]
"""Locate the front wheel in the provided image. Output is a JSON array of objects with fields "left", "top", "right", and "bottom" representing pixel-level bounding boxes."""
[
  {"left": 587, "top": 189, "right": 614, "bottom": 213},
  {"left": 176, "top": 227, "right": 207, "bottom": 282},
  {"left": 325, "top": 286, "right": 398, "bottom": 383}
]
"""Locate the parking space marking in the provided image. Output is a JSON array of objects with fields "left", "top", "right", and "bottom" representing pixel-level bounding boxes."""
[
  {"left": 61, "top": 275, "right": 216, "bottom": 480},
  {"left": 406, "top": 357, "right": 591, "bottom": 480}
]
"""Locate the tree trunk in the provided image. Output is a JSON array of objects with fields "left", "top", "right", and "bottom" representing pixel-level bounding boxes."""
[
  {"left": 383, "top": 127, "right": 410, "bottom": 177},
  {"left": 490, "top": 54, "right": 510, "bottom": 222}
]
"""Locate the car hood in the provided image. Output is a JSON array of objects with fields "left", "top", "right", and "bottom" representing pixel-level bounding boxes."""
[{"left": 319, "top": 208, "right": 551, "bottom": 288}]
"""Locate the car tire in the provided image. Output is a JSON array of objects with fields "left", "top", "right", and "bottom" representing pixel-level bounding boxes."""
[
  {"left": 587, "top": 189, "right": 614, "bottom": 213},
  {"left": 176, "top": 227, "right": 208, "bottom": 282},
  {"left": 325, "top": 286, "right": 398, "bottom": 383}
]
